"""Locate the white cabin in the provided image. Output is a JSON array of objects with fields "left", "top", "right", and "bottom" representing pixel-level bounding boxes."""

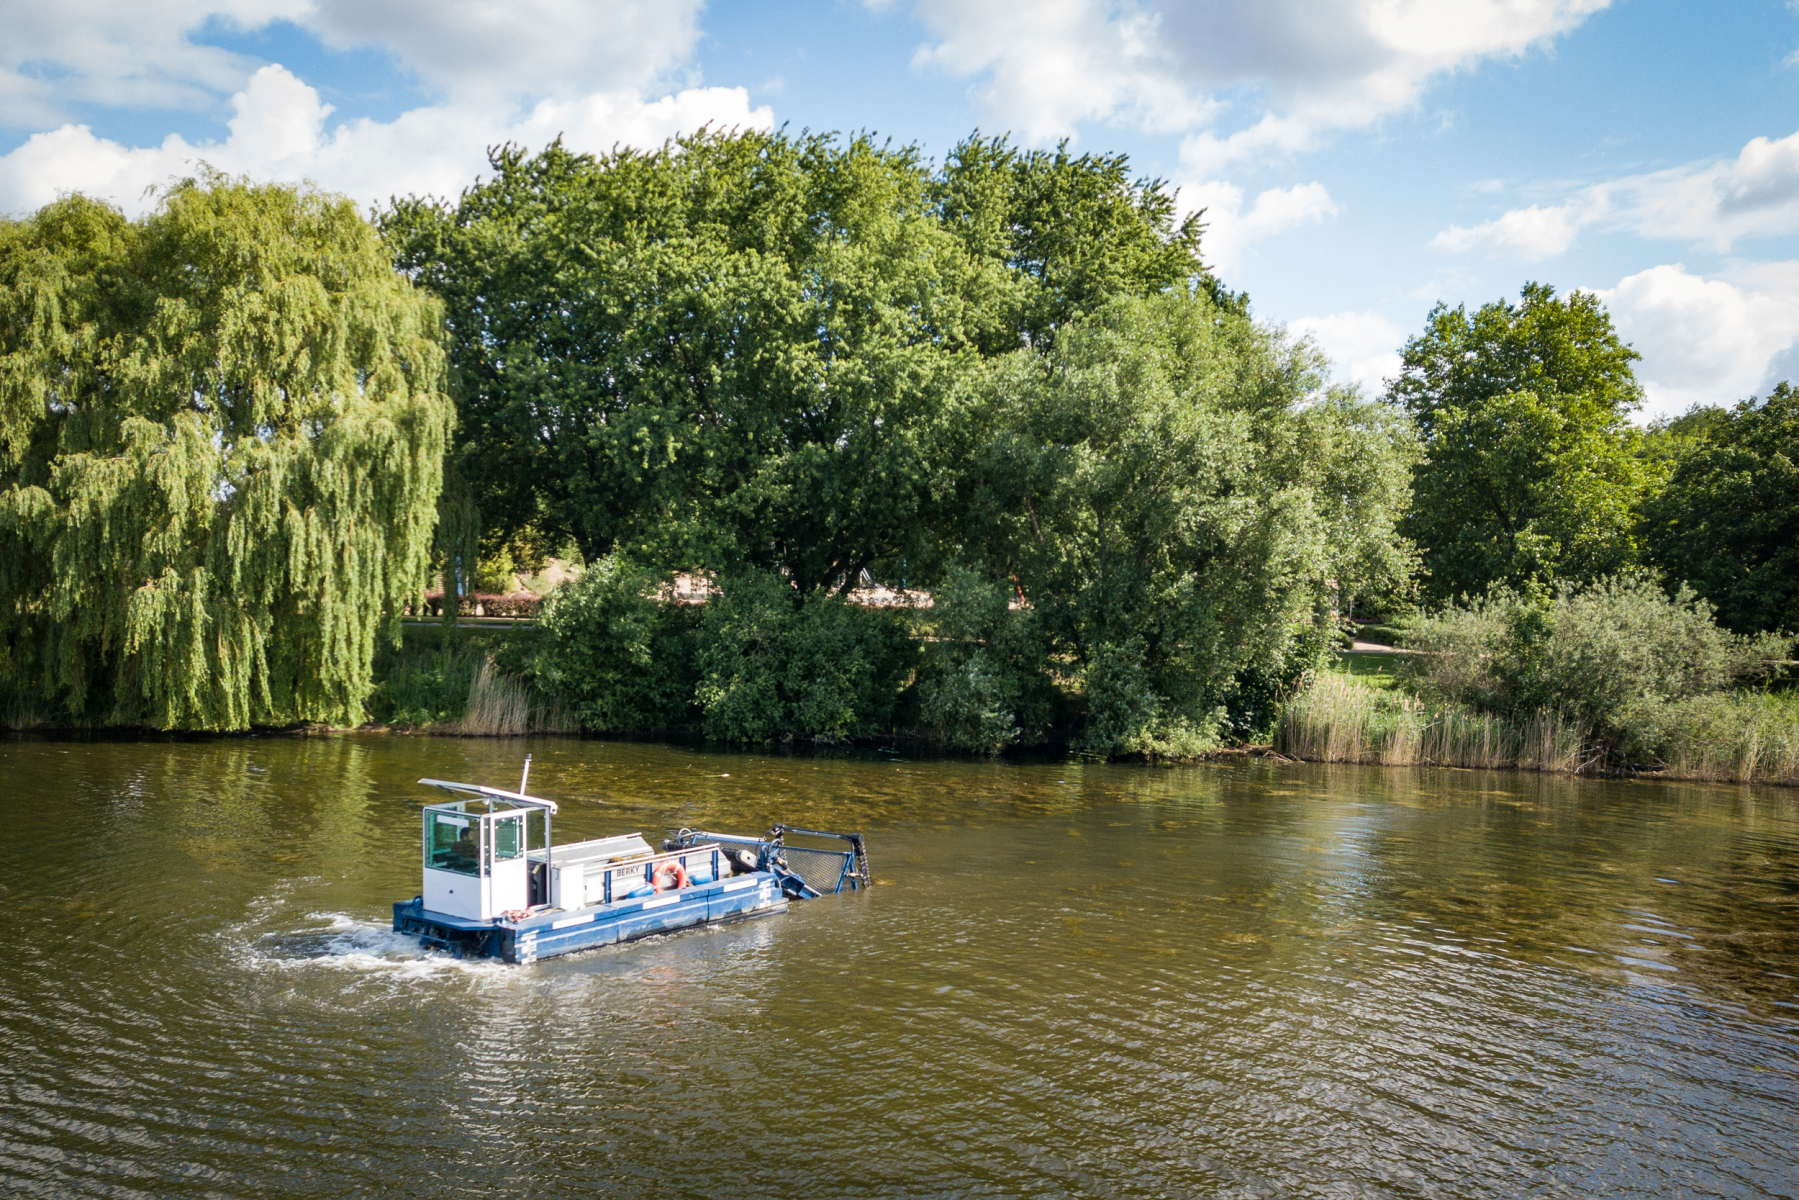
[{"left": 418, "top": 778, "right": 558, "bottom": 921}]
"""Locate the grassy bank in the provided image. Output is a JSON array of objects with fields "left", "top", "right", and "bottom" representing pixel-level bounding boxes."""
[
  {"left": 1279, "top": 666, "right": 1799, "bottom": 785},
  {"left": 368, "top": 623, "right": 573, "bottom": 735}
]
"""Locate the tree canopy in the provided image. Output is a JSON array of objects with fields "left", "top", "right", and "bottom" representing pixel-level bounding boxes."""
[
  {"left": 1641, "top": 384, "right": 1799, "bottom": 634},
  {"left": 0, "top": 179, "right": 452, "bottom": 729},
  {"left": 950, "top": 292, "right": 1417, "bottom": 755},
  {"left": 1387, "top": 282, "right": 1652, "bottom": 603},
  {"left": 380, "top": 129, "right": 1221, "bottom": 589}
]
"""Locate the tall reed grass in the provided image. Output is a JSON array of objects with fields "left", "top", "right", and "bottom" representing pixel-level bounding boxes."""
[
  {"left": 1280, "top": 670, "right": 1589, "bottom": 773},
  {"left": 1651, "top": 691, "right": 1799, "bottom": 785},
  {"left": 1280, "top": 669, "right": 1799, "bottom": 785},
  {"left": 446, "top": 659, "right": 574, "bottom": 736}
]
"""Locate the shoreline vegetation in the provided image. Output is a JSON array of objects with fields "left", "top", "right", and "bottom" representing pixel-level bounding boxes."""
[
  {"left": 5, "top": 609, "right": 1794, "bottom": 787},
  {"left": 2, "top": 135, "right": 1795, "bottom": 781},
  {"left": 1279, "top": 669, "right": 1799, "bottom": 787}
]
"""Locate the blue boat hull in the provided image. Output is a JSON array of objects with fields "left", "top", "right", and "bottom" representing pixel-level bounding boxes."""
[{"left": 392, "top": 871, "right": 788, "bottom": 963}]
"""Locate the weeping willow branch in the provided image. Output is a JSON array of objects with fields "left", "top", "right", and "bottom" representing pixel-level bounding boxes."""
[{"left": 0, "top": 177, "right": 453, "bottom": 729}]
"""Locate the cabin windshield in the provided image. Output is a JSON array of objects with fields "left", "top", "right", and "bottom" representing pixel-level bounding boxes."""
[
  {"left": 490, "top": 813, "right": 524, "bottom": 862},
  {"left": 428, "top": 811, "right": 482, "bottom": 876}
]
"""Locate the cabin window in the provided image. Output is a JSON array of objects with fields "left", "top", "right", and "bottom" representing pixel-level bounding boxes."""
[
  {"left": 428, "top": 812, "right": 482, "bottom": 876},
  {"left": 490, "top": 814, "right": 524, "bottom": 862}
]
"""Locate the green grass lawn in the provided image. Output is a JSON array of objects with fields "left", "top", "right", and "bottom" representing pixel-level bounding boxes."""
[{"left": 1334, "top": 649, "right": 1403, "bottom": 689}]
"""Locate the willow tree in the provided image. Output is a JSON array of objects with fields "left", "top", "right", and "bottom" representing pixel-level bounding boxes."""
[{"left": 0, "top": 180, "right": 452, "bottom": 729}]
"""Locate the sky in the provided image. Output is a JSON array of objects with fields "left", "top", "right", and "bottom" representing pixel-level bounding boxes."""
[{"left": 5, "top": 0, "right": 1799, "bottom": 419}]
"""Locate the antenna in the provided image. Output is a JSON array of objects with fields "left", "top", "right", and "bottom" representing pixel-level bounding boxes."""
[{"left": 519, "top": 753, "right": 532, "bottom": 796}]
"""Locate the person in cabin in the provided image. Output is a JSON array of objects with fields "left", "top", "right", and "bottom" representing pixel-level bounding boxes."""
[{"left": 443, "top": 824, "right": 479, "bottom": 872}]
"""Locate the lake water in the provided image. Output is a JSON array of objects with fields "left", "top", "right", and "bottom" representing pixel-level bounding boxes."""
[{"left": 0, "top": 735, "right": 1795, "bottom": 1197}]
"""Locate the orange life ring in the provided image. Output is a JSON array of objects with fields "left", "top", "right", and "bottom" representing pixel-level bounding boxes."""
[{"left": 650, "top": 860, "right": 689, "bottom": 892}]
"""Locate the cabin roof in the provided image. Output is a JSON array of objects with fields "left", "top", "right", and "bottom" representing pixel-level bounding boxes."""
[{"left": 418, "top": 777, "right": 560, "bottom": 814}]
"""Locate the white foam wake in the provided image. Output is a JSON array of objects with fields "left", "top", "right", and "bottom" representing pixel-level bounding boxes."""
[{"left": 248, "top": 911, "right": 510, "bottom": 979}]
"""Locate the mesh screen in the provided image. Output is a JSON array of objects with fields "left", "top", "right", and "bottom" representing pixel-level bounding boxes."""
[{"left": 775, "top": 845, "right": 853, "bottom": 895}]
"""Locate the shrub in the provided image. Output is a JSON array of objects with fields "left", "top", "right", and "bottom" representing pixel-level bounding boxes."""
[
  {"left": 368, "top": 642, "right": 484, "bottom": 728},
  {"left": 529, "top": 557, "right": 701, "bottom": 733},
  {"left": 1650, "top": 690, "right": 1799, "bottom": 784},
  {"left": 1077, "top": 637, "right": 1222, "bottom": 760},
  {"left": 474, "top": 593, "right": 542, "bottom": 618},
  {"left": 696, "top": 571, "right": 913, "bottom": 743},
  {"left": 915, "top": 570, "right": 1053, "bottom": 752},
  {"left": 1400, "top": 573, "right": 1789, "bottom": 761}
]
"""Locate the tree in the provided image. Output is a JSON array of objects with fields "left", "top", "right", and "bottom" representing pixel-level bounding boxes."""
[
  {"left": 381, "top": 129, "right": 1220, "bottom": 592},
  {"left": 0, "top": 180, "right": 452, "bottom": 729},
  {"left": 1387, "top": 283, "right": 1652, "bottom": 602},
  {"left": 1641, "top": 384, "right": 1799, "bottom": 634},
  {"left": 952, "top": 292, "right": 1417, "bottom": 756},
  {"left": 931, "top": 135, "right": 1232, "bottom": 354}
]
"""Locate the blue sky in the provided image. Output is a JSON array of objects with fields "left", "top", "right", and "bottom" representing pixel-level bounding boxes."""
[{"left": 6, "top": 0, "right": 1799, "bottom": 417}]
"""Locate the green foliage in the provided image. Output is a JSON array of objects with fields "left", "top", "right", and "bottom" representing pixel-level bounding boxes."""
[
  {"left": 0, "top": 180, "right": 452, "bottom": 729},
  {"left": 695, "top": 571, "right": 913, "bottom": 743},
  {"left": 952, "top": 292, "right": 1418, "bottom": 757},
  {"left": 1389, "top": 283, "right": 1653, "bottom": 602},
  {"left": 529, "top": 556, "right": 700, "bottom": 733},
  {"left": 1649, "top": 689, "right": 1799, "bottom": 785},
  {"left": 1400, "top": 573, "right": 1789, "bottom": 761},
  {"left": 931, "top": 135, "right": 1227, "bottom": 353},
  {"left": 369, "top": 635, "right": 488, "bottom": 728},
  {"left": 368, "top": 624, "right": 565, "bottom": 733},
  {"left": 380, "top": 130, "right": 1215, "bottom": 591},
  {"left": 915, "top": 568, "right": 1053, "bottom": 752},
  {"left": 474, "top": 543, "right": 519, "bottom": 595},
  {"left": 1640, "top": 383, "right": 1799, "bottom": 634}
]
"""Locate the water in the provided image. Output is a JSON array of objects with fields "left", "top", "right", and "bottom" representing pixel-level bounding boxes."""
[{"left": 1, "top": 735, "right": 1795, "bottom": 1198}]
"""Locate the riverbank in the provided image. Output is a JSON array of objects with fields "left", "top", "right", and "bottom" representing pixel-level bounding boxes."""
[
  {"left": 9, "top": 620, "right": 1796, "bottom": 788},
  {"left": 1277, "top": 666, "right": 1799, "bottom": 787}
]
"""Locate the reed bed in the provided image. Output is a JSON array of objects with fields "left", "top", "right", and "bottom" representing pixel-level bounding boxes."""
[
  {"left": 1280, "top": 670, "right": 1589, "bottom": 773},
  {"left": 446, "top": 659, "right": 575, "bottom": 736},
  {"left": 1651, "top": 691, "right": 1799, "bottom": 785},
  {"left": 1280, "top": 670, "right": 1799, "bottom": 784}
]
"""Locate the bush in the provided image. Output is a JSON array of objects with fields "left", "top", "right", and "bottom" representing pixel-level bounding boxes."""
[
  {"left": 367, "top": 624, "right": 568, "bottom": 733},
  {"left": 696, "top": 571, "right": 913, "bottom": 743},
  {"left": 368, "top": 641, "right": 485, "bottom": 727},
  {"left": 1650, "top": 690, "right": 1799, "bottom": 784},
  {"left": 1077, "top": 637, "right": 1222, "bottom": 760},
  {"left": 1400, "top": 573, "right": 1789, "bottom": 761},
  {"left": 529, "top": 557, "right": 701, "bottom": 733},
  {"left": 915, "top": 570, "right": 1053, "bottom": 752}
]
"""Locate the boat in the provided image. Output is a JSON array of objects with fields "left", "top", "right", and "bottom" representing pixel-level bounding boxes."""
[{"left": 390, "top": 759, "right": 869, "bottom": 964}]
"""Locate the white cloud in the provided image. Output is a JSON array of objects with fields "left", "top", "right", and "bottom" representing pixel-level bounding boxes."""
[
  {"left": 1596, "top": 263, "right": 1799, "bottom": 418},
  {"left": 0, "top": 66, "right": 773, "bottom": 216},
  {"left": 1430, "top": 201, "right": 1592, "bottom": 260},
  {"left": 1183, "top": 179, "right": 1338, "bottom": 276},
  {"left": 892, "top": 0, "right": 1609, "bottom": 163},
  {"left": 1435, "top": 126, "right": 1799, "bottom": 259},
  {"left": 1288, "top": 309, "right": 1406, "bottom": 394},
  {"left": 0, "top": 0, "right": 704, "bottom": 129},
  {"left": 0, "top": 0, "right": 298, "bottom": 127},
  {"left": 301, "top": 0, "right": 704, "bottom": 100},
  {"left": 904, "top": 0, "right": 1214, "bottom": 143}
]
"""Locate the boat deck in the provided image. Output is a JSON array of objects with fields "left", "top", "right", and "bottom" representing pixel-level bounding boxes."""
[{"left": 394, "top": 870, "right": 787, "bottom": 963}]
